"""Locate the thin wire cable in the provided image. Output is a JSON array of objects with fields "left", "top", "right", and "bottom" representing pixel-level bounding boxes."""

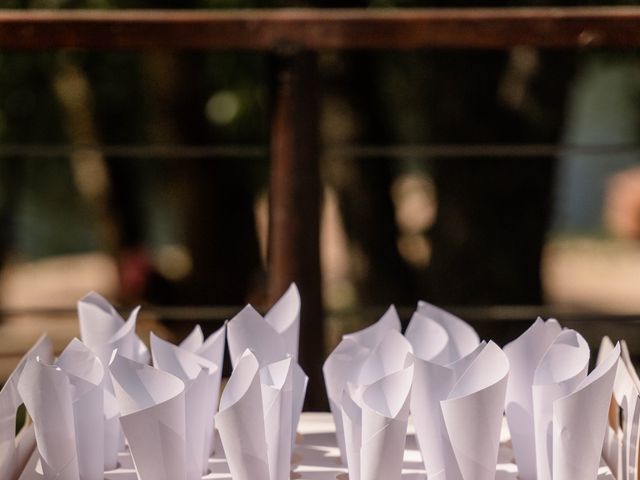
[{"left": 1, "top": 143, "right": 640, "bottom": 159}]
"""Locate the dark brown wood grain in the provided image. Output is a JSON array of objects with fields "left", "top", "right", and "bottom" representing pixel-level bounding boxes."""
[
  {"left": 0, "top": 7, "right": 639, "bottom": 50},
  {"left": 268, "top": 52, "right": 325, "bottom": 408}
]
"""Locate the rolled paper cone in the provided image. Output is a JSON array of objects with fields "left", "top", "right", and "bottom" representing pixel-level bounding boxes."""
[
  {"left": 18, "top": 359, "right": 80, "bottom": 480},
  {"left": 109, "top": 353, "right": 187, "bottom": 480},
  {"left": 56, "top": 339, "right": 105, "bottom": 480},
  {"left": 261, "top": 357, "right": 294, "bottom": 480},
  {"left": 553, "top": 343, "right": 620, "bottom": 480},
  {"left": 359, "top": 365, "right": 413, "bottom": 480},
  {"left": 180, "top": 322, "right": 227, "bottom": 456},
  {"left": 151, "top": 332, "right": 220, "bottom": 479},
  {"left": 215, "top": 350, "right": 270, "bottom": 480},
  {"left": 265, "top": 283, "right": 301, "bottom": 361},
  {"left": 503, "top": 318, "right": 562, "bottom": 480},
  {"left": 0, "top": 334, "right": 52, "bottom": 480},
  {"left": 440, "top": 341, "right": 510, "bottom": 480},
  {"left": 532, "top": 330, "right": 589, "bottom": 480}
]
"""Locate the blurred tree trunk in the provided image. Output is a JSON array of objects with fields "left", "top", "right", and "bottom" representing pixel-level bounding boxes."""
[
  {"left": 331, "top": 58, "right": 419, "bottom": 306},
  {"left": 318, "top": 0, "right": 419, "bottom": 309},
  {"left": 422, "top": 46, "right": 575, "bottom": 307},
  {"left": 0, "top": 52, "right": 67, "bottom": 273},
  {"left": 75, "top": 0, "right": 265, "bottom": 307},
  {"left": 321, "top": 1, "right": 576, "bottom": 311},
  {"left": 418, "top": 8, "right": 570, "bottom": 309},
  {"left": 75, "top": 50, "right": 153, "bottom": 302},
  {"left": 139, "top": 51, "right": 263, "bottom": 308}
]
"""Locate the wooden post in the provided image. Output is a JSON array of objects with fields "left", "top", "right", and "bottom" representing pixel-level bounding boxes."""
[{"left": 268, "top": 50, "right": 325, "bottom": 409}]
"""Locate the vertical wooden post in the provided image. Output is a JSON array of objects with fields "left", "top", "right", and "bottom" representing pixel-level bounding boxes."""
[{"left": 268, "top": 50, "right": 325, "bottom": 409}]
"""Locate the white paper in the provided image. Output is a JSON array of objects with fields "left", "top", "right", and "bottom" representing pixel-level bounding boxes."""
[
  {"left": 503, "top": 317, "right": 562, "bottom": 480},
  {"left": 215, "top": 350, "right": 269, "bottom": 480},
  {"left": 322, "top": 338, "right": 369, "bottom": 464},
  {"left": 227, "top": 305, "right": 286, "bottom": 368},
  {"left": 179, "top": 323, "right": 226, "bottom": 455},
  {"left": 180, "top": 323, "right": 226, "bottom": 373},
  {"left": 322, "top": 306, "right": 401, "bottom": 464},
  {"left": 603, "top": 339, "right": 640, "bottom": 480},
  {"left": 151, "top": 333, "right": 221, "bottom": 480},
  {"left": 226, "top": 303, "right": 307, "bottom": 448},
  {"left": 102, "top": 390, "right": 121, "bottom": 470},
  {"left": 404, "top": 311, "right": 450, "bottom": 364},
  {"left": 532, "top": 329, "right": 590, "bottom": 480},
  {"left": 260, "top": 356, "right": 294, "bottom": 480},
  {"left": 404, "top": 304, "right": 485, "bottom": 477},
  {"left": 20, "top": 409, "right": 618, "bottom": 480},
  {"left": 342, "top": 305, "right": 401, "bottom": 350},
  {"left": 227, "top": 284, "right": 301, "bottom": 367},
  {"left": 179, "top": 325, "right": 205, "bottom": 352},
  {"left": 55, "top": 339, "right": 106, "bottom": 480},
  {"left": 409, "top": 341, "right": 486, "bottom": 478},
  {"left": 264, "top": 283, "right": 300, "bottom": 361},
  {"left": 435, "top": 341, "right": 510, "bottom": 480},
  {"left": 16, "top": 339, "right": 105, "bottom": 480},
  {"left": 357, "top": 329, "right": 413, "bottom": 386},
  {"left": 341, "top": 365, "right": 414, "bottom": 480},
  {"left": 78, "top": 292, "right": 150, "bottom": 461},
  {"left": 553, "top": 342, "right": 620, "bottom": 480},
  {"left": 599, "top": 338, "right": 621, "bottom": 478},
  {"left": 341, "top": 387, "right": 362, "bottom": 480},
  {"left": 291, "top": 362, "right": 309, "bottom": 447},
  {"left": 215, "top": 349, "right": 297, "bottom": 480},
  {"left": 78, "top": 292, "right": 149, "bottom": 365},
  {"left": 414, "top": 301, "right": 480, "bottom": 363},
  {"left": 108, "top": 352, "right": 187, "bottom": 480},
  {"left": 17, "top": 359, "right": 80, "bottom": 480},
  {"left": 621, "top": 339, "right": 640, "bottom": 389},
  {"left": 0, "top": 335, "right": 52, "bottom": 480}
]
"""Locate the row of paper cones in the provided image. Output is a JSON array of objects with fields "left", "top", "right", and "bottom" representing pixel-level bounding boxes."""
[
  {"left": 0, "top": 286, "right": 635, "bottom": 480},
  {"left": 323, "top": 303, "right": 632, "bottom": 480},
  {"left": 1, "top": 284, "right": 305, "bottom": 480}
]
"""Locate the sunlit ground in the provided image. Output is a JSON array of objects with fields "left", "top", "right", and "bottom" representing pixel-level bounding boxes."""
[{"left": 543, "top": 237, "right": 640, "bottom": 312}]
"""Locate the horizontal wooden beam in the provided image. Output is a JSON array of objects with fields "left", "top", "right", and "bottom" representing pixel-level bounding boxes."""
[{"left": 0, "top": 7, "right": 640, "bottom": 50}]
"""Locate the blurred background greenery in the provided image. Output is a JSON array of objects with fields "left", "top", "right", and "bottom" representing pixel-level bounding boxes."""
[{"left": 1, "top": 1, "right": 640, "bottom": 386}]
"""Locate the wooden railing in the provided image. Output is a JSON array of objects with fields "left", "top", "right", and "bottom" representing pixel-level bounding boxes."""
[{"left": 2, "top": 8, "right": 640, "bottom": 50}]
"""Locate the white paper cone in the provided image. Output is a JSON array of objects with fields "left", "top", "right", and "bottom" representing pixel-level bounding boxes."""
[
  {"left": 261, "top": 357, "right": 294, "bottom": 480},
  {"left": 342, "top": 305, "right": 401, "bottom": 350},
  {"left": 179, "top": 322, "right": 226, "bottom": 455},
  {"left": 503, "top": 317, "right": 561, "bottom": 480},
  {"left": 264, "top": 283, "right": 300, "bottom": 361},
  {"left": 440, "top": 341, "right": 510, "bottom": 480},
  {"left": 357, "top": 330, "right": 413, "bottom": 386},
  {"left": 227, "top": 305, "right": 287, "bottom": 368},
  {"left": 341, "top": 388, "right": 363, "bottom": 480},
  {"left": 109, "top": 353, "right": 187, "bottom": 480},
  {"left": 215, "top": 350, "right": 269, "bottom": 480},
  {"left": 553, "top": 343, "right": 620, "bottom": 480},
  {"left": 416, "top": 301, "right": 480, "bottom": 361},
  {"left": 18, "top": 358, "right": 80, "bottom": 480},
  {"left": 359, "top": 365, "right": 413, "bottom": 480},
  {"left": 151, "top": 333, "right": 220, "bottom": 479},
  {"left": 56, "top": 339, "right": 105, "bottom": 480},
  {"left": 532, "top": 329, "right": 589, "bottom": 480},
  {"left": 0, "top": 335, "right": 52, "bottom": 480},
  {"left": 323, "top": 338, "right": 369, "bottom": 464}
]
